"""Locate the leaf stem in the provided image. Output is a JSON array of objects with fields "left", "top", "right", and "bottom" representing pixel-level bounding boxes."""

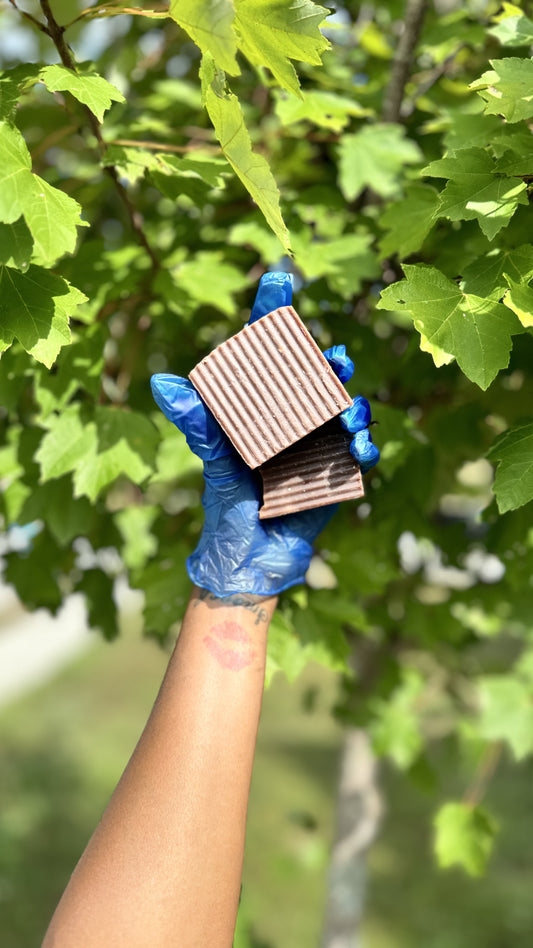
[
  {"left": 463, "top": 741, "right": 503, "bottom": 809},
  {"left": 110, "top": 138, "right": 221, "bottom": 155},
  {"left": 37, "top": 0, "right": 160, "bottom": 273},
  {"left": 382, "top": 0, "right": 428, "bottom": 123},
  {"left": 63, "top": 4, "right": 168, "bottom": 30}
]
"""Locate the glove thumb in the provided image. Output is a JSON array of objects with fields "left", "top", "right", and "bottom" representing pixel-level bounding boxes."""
[{"left": 151, "top": 374, "right": 233, "bottom": 462}]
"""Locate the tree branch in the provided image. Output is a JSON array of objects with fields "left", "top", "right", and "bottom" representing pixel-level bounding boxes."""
[
  {"left": 382, "top": 0, "right": 428, "bottom": 123},
  {"left": 38, "top": 0, "right": 159, "bottom": 272},
  {"left": 7, "top": 0, "right": 50, "bottom": 34}
]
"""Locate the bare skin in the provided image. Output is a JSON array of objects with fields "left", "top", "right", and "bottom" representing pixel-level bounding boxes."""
[{"left": 42, "top": 585, "right": 277, "bottom": 948}]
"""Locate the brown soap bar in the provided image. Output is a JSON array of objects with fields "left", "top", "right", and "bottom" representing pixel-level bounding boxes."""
[
  {"left": 189, "top": 305, "right": 353, "bottom": 469},
  {"left": 259, "top": 420, "right": 364, "bottom": 519}
]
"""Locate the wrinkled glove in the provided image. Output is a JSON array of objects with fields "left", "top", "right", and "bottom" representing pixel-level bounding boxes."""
[{"left": 151, "top": 272, "right": 379, "bottom": 598}]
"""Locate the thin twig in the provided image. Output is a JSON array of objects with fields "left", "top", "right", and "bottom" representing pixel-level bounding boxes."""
[
  {"left": 37, "top": 0, "right": 159, "bottom": 272},
  {"left": 463, "top": 741, "right": 503, "bottom": 809},
  {"left": 382, "top": 0, "right": 428, "bottom": 123},
  {"left": 7, "top": 0, "right": 50, "bottom": 34}
]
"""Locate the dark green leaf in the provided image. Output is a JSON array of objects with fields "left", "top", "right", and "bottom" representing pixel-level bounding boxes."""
[
  {"left": 0, "top": 265, "right": 86, "bottom": 367},
  {"left": 487, "top": 422, "right": 533, "bottom": 513},
  {"left": 77, "top": 569, "right": 118, "bottom": 640},
  {"left": 377, "top": 264, "right": 520, "bottom": 389},
  {"left": 423, "top": 147, "right": 528, "bottom": 240},
  {"left": 378, "top": 184, "right": 439, "bottom": 260}
]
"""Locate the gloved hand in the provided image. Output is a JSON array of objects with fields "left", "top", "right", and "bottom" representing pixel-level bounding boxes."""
[{"left": 151, "top": 272, "right": 379, "bottom": 598}]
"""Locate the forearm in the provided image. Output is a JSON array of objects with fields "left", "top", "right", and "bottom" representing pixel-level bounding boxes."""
[{"left": 43, "top": 586, "right": 277, "bottom": 948}]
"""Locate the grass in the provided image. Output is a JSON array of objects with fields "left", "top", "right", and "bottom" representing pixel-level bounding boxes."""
[{"left": 2, "top": 615, "right": 533, "bottom": 948}]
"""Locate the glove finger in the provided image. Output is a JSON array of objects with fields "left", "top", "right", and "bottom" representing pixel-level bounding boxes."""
[
  {"left": 349, "top": 428, "right": 380, "bottom": 473},
  {"left": 151, "top": 374, "right": 233, "bottom": 462},
  {"left": 340, "top": 395, "right": 371, "bottom": 433},
  {"left": 278, "top": 501, "right": 339, "bottom": 543},
  {"left": 249, "top": 271, "right": 293, "bottom": 324},
  {"left": 323, "top": 344, "right": 354, "bottom": 383}
]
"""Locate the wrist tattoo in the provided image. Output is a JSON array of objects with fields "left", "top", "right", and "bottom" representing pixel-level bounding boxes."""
[
  {"left": 194, "top": 587, "right": 270, "bottom": 626},
  {"left": 203, "top": 621, "right": 256, "bottom": 671}
]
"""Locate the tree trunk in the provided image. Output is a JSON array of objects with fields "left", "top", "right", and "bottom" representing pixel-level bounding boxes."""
[{"left": 321, "top": 728, "right": 382, "bottom": 948}]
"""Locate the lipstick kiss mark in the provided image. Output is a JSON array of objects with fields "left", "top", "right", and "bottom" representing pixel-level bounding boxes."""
[{"left": 203, "top": 621, "right": 256, "bottom": 671}]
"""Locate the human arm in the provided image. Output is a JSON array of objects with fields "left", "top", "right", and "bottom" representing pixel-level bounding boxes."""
[
  {"left": 43, "top": 272, "right": 379, "bottom": 947},
  {"left": 43, "top": 587, "right": 277, "bottom": 948}
]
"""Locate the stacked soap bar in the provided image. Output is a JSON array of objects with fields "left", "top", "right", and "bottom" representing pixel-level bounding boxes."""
[
  {"left": 259, "top": 420, "right": 364, "bottom": 519},
  {"left": 189, "top": 305, "right": 364, "bottom": 517}
]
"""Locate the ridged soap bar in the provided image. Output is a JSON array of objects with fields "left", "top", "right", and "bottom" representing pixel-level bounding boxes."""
[
  {"left": 259, "top": 421, "right": 364, "bottom": 519},
  {"left": 189, "top": 306, "right": 353, "bottom": 469}
]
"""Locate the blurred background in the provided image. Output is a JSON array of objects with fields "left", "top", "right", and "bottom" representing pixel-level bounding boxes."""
[{"left": 2, "top": 1, "right": 533, "bottom": 946}]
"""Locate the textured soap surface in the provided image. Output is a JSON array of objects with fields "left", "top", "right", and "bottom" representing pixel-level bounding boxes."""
[
  {"left": 189, "top": 306, "right": 353, "bottom": 468},
  {"left": 258, "top": 420, "right": 364, "bottom": 519}
]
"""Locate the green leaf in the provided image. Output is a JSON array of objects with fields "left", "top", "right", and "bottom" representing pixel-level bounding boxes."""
[
  {"left": 503, "top": 274, "right": 533, "bottom": 327},
  {"left": 0, "top": 266, "right": 86, "bottom": 367},
  {"left": 0, "top": 121, "right": 87, "bottom": 265},
  {"left": 338, "top": 124, "right": 422, "bottom": 201},
  {"left": 72, "top": 407, "right": 159, "bottom": 501},
  {"left": 169, "top": 0, "right": 239, "bottom": 75},
  {"left": 201, "top": 56, "right": 290, "bottom": 251},
  {"left": 161, "top": 250, "right": 249, "bottom": 316},
  {"left": 4, "top": 530, "right": 65, "bottom": 614},
  {"left": 36, "top": 404, "right": 159, "bottom": 501},
  {"left": 34, "top": 324, "right": 105, "bottom": 417},
  {"left": 377, "top": 265, "right": 520, "bottom": 390},
  {"left": 39, "top": 65, "right": 125, "bottom": 123},
  {"left": 487, "top": 423, "right": 533, "bottom": 513},
  {"left": 149, "top": 152, "right": 228, "bottom": 202},
  {"left": 462, "top": 244, "right": 533, "bottom": 300},
  {"left": 369, "top": 669, "right": 425, "bottom": 769},
  {"left": 477, "top": 675, "right": 533, "bottom": 758},
  {"left": 77, "top": 569, "right": 118, "bottom": 640},
  {"left": 102, "top": 144, "right": 161, "bottom": 184},
  {"left": 434, "top": 803, "right": 497, "bottom": 876},
  {"left": 489, "top": 13, "right": 533, "bottom": 46},
  {"left": 275, "top": 88, "right": 370, "bottom": 132},
  {"left": 19, "top": 476, "right": 94, "bottom": 546},
  {"left": 229, "top": 219, "right": 283, "bottom": 262},
  {"left": 35, "top": 404, "right": 94, "bottom": 483},
  {"left": 443, "top": 112, "right": 503, "bottom": 153},
  {"left": 423, "top": 147, "right": 528, "bottom": 240},
  {"left": 132, "top": 552, "right": 190, "bottom": 640},
  {"left": 0, "top": 120, "right": 32, "bottom": 223},
  {"left": 378, "top": 184, "right": 440, "bottom": 260},
  {"left": 266, "top": 608, "right": 310, "bottom": 685},
  {"left": 115, "top": 505, "right": 158, "bottom": 570},
  {"left": 234, "top": 0, "right": 330, "bottom": 97},
  {"left": 0, "top": 218, "right": 33, "bottom": 269},
  {"left": 24, "top": 174, "right": 88, "bottom": 267},
  {"left": 471, "top": 58, "right": 533, "bottom": 123},
  {"left": 0, "top": 64, "right": 41, "bottom": 120},
  {"left": 291, "top": 229, "right": 379, "bottom": 296}
]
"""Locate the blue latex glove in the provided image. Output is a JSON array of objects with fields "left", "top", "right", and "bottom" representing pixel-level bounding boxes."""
[{"left": 151, "top": 272, "right": 379, "bottom": 597}]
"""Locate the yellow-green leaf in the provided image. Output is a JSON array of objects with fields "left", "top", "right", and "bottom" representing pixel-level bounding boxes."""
[
  {"left": 169, "top": 0, "right": 239, "bottom": 74},
  {"left": 201, "top": 56, "right": 290, "bottom": 252}
]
